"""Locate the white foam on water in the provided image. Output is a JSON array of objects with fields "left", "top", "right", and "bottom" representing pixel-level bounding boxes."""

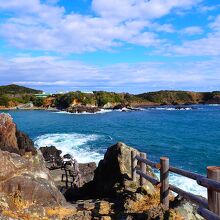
[
  {"left": 208, "top": 104, "right": 220, "bottom": 106},
  {"left": 155, "top": 172, "right": 207, "bottom": 198},
  {"left": 34, "top": 133, "right": 104, "bottom": 163},
  {"left": 53, "top": 109, "right": 113, "bottom": 115},
  {"left": 149, "top": 107, "right": 193, "bottom": 111},
  {"left": 34, "top": 132, "right": 207, "bottom": 197}
]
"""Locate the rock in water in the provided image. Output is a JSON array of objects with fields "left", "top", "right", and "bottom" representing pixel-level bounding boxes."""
[
  {"left": 0, "top": 113, "right": 36, "bottom": 155},
  {"left": 67, "top": 105, "right": 101, "bottom": 113},
  {"left": 40, "top": 145, "right": 62, "bottom": 163}
]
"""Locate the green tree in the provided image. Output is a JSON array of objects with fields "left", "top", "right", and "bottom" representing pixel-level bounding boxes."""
[
  {"left": 33, "top": 97, "right": 44, "bottom": 107},
  {"left": 0, "top": 95, "right": 10, "bottom": 107}
]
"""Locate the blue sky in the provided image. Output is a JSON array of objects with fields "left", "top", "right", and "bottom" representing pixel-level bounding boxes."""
[{"left": 0, "top": 0, "right": 220, "bottom": 93}]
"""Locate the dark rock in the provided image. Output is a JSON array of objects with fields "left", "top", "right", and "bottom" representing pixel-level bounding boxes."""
[
  {"left": 79, "top": 162, "right": 97, "bottom": 184},
  {"left": 67, "top": 105, "right": 101, "bottom": 113},
  {"left": 40, "top": 145, "right": 62, "bottom": 165},
  {"left": 16, "top": 130, "right": 37, "bottom": 156},
  {"left": 113, "top": 104, "right": 126, "bottom": 110},
  {"left": 80, "top": 142, "right": 155, "bottom": 199}
]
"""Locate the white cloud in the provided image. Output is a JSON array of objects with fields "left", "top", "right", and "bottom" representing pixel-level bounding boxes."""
[
  {"left": 156, "top": 15, "right": 220, "bottom": 56},
  {"left": 181, "top": 26, "right": 203, "bottom": 35},
  {"left": 92, "top": 0, "right": 200, "bottom": 20},
  {"left": 0, "top": 0, "right": 202, "bottom": 53},
  {"left": 1, "top": 55, "right": 219, "bottom": 92},
  {"left": 199, "top": 4, "right": 220, "bottom": 13}
]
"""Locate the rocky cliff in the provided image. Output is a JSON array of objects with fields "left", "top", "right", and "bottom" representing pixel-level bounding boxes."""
[
  {"left": 0, "top": 114, "right": 77, "bottom": 219},
  {"left": 0, "top": 84, "right": 220, "bottom": 110},
  {"left": 0, "top": 114, "right": 36, "bottom": 155}
]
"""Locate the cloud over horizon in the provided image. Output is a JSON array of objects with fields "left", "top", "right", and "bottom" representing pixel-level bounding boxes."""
[{"left": 0, "top": 0, "right": 219, "bottom": 92}]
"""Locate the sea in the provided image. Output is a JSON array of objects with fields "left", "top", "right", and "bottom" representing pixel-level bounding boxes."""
[{"left": 1, "top": 104, "right": 220, "bottom": 198}]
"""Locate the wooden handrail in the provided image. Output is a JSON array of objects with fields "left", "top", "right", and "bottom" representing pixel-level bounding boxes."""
[
  {"left": 198, "top": 207, "right": 220, "bottom": 220},
  {"left": 169, "top": 165, "right": 203, "bottom": 180},
  {"left": 133, "top": 151, "right": 220, "bottom": 219},
  {"left": 135, "top": 155, "right": 161, "bottom": 169},
  {"left": 136, "top": 169, "right": 160, "bottom": 187},
  {"left": 169, "top": 166, "right": 220, "bottom": 192},
  {"left": 169, "top": 184, "right": 208, "bottom": 208},
  {"left": 197, "top": 176, "right": 220, "bottom": 193}
]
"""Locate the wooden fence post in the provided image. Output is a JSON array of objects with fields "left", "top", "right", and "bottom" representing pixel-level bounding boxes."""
[
  {"left": 131, "top": 151, "right": 137, "bottom": 182},
  {"left": 207, "top": 166, "right": 220, "bottom": 216},
  {"left": 140, "top": 152, "right": 147, "bottom": 186},
  {"left": 160, "top": 157, "right": 169, "bottom": 208}
]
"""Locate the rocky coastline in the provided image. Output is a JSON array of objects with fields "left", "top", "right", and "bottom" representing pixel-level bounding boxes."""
[
  {"left": 1, "top": 84, "right": 219, "bottom": 114},
  {"left": 0, "top": 113, "right": 204, "bottom": 219}
]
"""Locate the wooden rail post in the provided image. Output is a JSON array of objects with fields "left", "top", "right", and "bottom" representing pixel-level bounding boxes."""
[
  {"left": 140, "top": 152, "right": 147, "bottom": 186},
  {"left": 160, "top": 157, "right": 169, "bottom": 208},
  {"left": 131, "top": 151, "right": 137, "bottom": 182},
  {"left": 207, "top": 166, "right": 220, "bottom": 216}
]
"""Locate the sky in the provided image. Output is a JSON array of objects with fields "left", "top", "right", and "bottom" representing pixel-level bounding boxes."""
[{"left": 0, "top": 0, "right": 220, "bottom": 93}]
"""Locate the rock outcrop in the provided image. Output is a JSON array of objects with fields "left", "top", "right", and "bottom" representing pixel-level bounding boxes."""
[
  {"left": 0, "top": 150, "right": 65, "bottom": 206},
  {"left": 0, "top": 113, "right": 36, "bottom": 155},
  {"left": 0, "top": 113, "right": 77, "bottom": 219},
  {"left": 40, "top": 145, "right": 63, "bottom": 164},
  {"left": 67, "top": 105, "right": 101, "bottom": 114},
  {"left": 92, "top": 142, "right": 155, "bottom": 197}
]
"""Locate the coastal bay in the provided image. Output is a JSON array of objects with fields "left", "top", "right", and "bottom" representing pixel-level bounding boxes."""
[{"left": 1, "top": 104, "right": 220, "bottom": 198}]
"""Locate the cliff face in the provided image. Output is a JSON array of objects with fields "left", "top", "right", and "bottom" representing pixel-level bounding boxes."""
[
  {"left": 137, "top": 90, "right": 220, "bottom": 105},
  {"left": 0, "top": 114, "right": 36, "bottom": 155},
  {"left": 0, "top": 84, "right": 220, "bottom": 109},
  {"left": 53, "top": 90, "right": 220, "bottom": 110},
  {"left": 0, "top": 113, "right": 77, "bottom": 219}
]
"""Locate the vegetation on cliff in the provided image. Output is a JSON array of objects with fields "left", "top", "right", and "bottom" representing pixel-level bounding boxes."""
[
  {"left": 0, "top": 84, "right": 42, "bottom": 95},
  {"left": 53, "top": 90, "right": 220, "bottom": 109},
  {"left": 0, "top": 84, "right": 43, "bottom": 107},
  {"left": 137, "top": 90, "right": 220, "bottom": 105},
  {"left": 0, "top": 84, "right": 219, "bottom": 109}
]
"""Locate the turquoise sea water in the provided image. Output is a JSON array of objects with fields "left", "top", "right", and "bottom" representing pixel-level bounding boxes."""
[{"left": 1, "top": 105, "right": 220, "bottom": 196}]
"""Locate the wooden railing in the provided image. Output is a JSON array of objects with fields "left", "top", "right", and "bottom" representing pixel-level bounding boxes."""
[{"left": 131, "top": 151, "right": 220, "bottom": 220}]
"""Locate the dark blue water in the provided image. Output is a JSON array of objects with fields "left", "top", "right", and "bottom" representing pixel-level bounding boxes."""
[{"left": 1, "top": 105, "right": 220, "bottom": 196}]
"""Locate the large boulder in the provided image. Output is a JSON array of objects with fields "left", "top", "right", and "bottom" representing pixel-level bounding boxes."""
[
  {"left": 40, "top": 145, "right": 62, "bottom": 164},
  {"left": 0, "top": 113, "right": 19, "bottom": 154},
  {"left": 0, "top": 113, "right": 36, "bottom": 155},
  {"left": 91, "top": 142, "right": 155, "bottom": 197},
  {"left": 67, "top": 105, "right": 101, "bottom": 113},
  {"left": 0, "top": 149, "right": 65, "bottom": 206}
]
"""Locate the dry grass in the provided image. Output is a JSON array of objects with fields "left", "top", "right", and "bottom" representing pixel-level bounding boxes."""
[
  {"left": 46, "top": 206, "right": 76, "bottom": 219},
  {"left": 169, "top": 209, "right": 185, "bottom": 220},
  {"left": 8, "top": 191, "right": 31, "bottom": 211},
  {"left": 127, "top": 189, "right": 161, "bottom": 213}
]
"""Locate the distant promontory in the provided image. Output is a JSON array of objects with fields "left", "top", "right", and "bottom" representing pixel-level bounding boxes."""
[{"left": 0, "top": 84, "right": 219, "bottom": 112}]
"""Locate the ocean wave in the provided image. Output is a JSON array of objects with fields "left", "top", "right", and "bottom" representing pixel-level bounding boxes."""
[
  {"left": 34, "top": 133, "right": 104, "bottom": 163},
  {"left": 155, "top": 172, "right": 206, "bottom": 198},
  {"left": 53, "top": 109, "right": 113, "bottom": 115},
  {"left": 208, "top": 104, "right": 220, "bottom": 106},
  {"left": 116, "top": 107, "right": 145, "bottom": 112},
  {"left": 147, "top": 107, "right": 193, "bottom": 111},
  {"left": 169, "top": 173, "right": 207, "bottom": 198}
]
